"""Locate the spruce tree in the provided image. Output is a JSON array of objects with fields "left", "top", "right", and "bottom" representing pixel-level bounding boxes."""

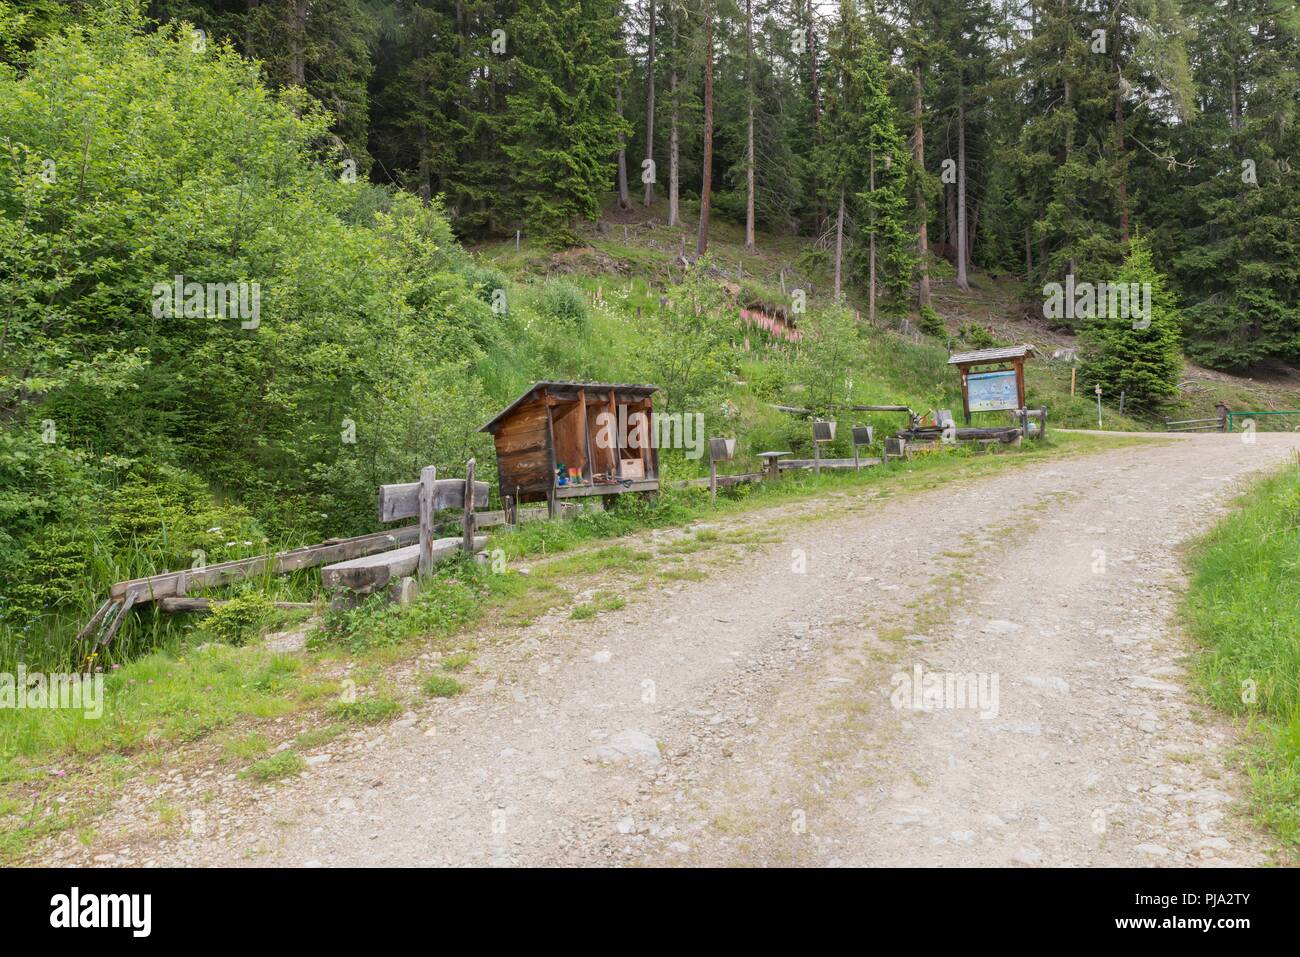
[
  {"left": 502, "top": 0, "right": 629, "bottom": 246},
  {"left": 1079, "top": 235, "right": 1182, "bottom": 410},
  {"left": 818, "top": 0, "right": 913, "bottom": 316}
]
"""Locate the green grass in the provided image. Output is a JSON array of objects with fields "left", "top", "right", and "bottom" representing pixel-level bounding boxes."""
[
  {"left": 293, "top": 723, "right": 346, "bottom": 749},
  {"left": 241, "top": 750, "right": 306, "bottom": 782},
  {"left": 421, "top": 674, "right": 464, "bottom": 698},
  {"left": 222, "top": 732, "right": 270, "bottom": 761},
  {"left": 569, "top": 591, "right": 626, "bottom": 620},
  {"left": 0, "top": 644, "right": 320, "bottom": 765},
  {"left": 440, "top": 652, "right": 474, "bottom": 672},
  {"left": 1183, "top": 465, "right": 1300, "bottom": 848},
  {"left": 327, "top": 694, "right": 403, "bottom": 724}
]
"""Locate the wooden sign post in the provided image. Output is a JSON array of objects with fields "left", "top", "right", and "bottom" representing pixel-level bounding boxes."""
[
  {"left": 811, "top": 420, "right": 836, "bottom": 478},
  {"left": 851, "top": 425, "right": 874, "bottom": 471},
  {"left": 708, "top": 437, "right": 736, "bottom": 502}
]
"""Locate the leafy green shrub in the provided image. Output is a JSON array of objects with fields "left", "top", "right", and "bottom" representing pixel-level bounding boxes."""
[
  {"left": 2, "top": 526, "right": 90, "bottom": 623},
  {"left": 461, "top": 261, "right": 510, "bottom": 305},
  {"left": 918, "top": 305, "right": 946, "bottom": 338},
  {"left": 957, "top": 322, "right": 999, "bottom": 349},
  {"left": 200, "top": 594, "right": 275, "bottom": 646},
  {"left": 319, "top": 569, "right": 484, "bottom": 653},
  {"left": 0, "top": 15, "right": 499, "bottom": 665},
  {"left": 537, "top": 280, "right": 590, "bottom": 326},
  {"left": 743, "top": 362, "right": 789, "bottom": 401}
]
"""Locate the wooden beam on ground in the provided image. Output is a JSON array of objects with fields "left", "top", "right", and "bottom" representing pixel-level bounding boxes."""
[
  {"left": 322, "top": 535, "right": 487, "bottom": 594},
  {"left": 669, "top": 472, "right": 764, "bottom": 489},
  {"left": 110, "top": 525, "right": 422, "bottom": 604},
  {"left": 159, "top": 597, "right": 315, "bottom": 615},
  {"left": 778, "top": 458, "right": 880, "bottom": 470},
  {"left": 98, "top": 593, "right": 136, "bottom": 647},
  {"left": 75, "top": 599, "right": 115, "bottom": 643}
]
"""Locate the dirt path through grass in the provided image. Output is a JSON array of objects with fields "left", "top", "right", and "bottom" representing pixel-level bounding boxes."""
[{"left": 50, "top": 432, "right": 1300, "bottom": 867}]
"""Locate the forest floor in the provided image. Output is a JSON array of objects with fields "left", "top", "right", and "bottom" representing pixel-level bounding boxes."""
[{"left": 38, "top": 430, "right": 1300, "bottom": 867}]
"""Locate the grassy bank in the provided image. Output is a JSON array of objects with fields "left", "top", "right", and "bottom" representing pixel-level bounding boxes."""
[
  {"left": 0, "top": 431, "right": 1144, "bottom": 860},
  {"left": 1183, "top": 464, "right": 1300, "bottom": 847}
]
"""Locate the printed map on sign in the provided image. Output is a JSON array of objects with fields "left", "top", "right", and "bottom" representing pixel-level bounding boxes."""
[{"left": 967, "top": 369, "right": 1019, "bottom": 412}]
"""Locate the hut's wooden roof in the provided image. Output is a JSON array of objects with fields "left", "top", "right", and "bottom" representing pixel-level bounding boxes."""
[{"left": 479, "top": 381, "right": 660, "bottom": 433}]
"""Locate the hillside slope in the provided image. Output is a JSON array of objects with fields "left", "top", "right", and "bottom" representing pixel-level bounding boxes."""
[{"left": 474, "top": 199, "right": 1300, "bottom": 439}]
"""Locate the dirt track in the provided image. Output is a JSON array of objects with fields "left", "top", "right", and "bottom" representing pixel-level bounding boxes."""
[{"left": 61, "top": 432, "right": 1300, "bottom": 867}]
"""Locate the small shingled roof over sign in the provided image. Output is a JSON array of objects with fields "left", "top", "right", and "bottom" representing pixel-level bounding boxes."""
[{"left": 947, "top": 344, "right": 1036, "bottom": 365}]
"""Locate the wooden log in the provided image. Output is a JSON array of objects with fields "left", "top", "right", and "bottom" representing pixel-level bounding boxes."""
[
  {"left": 669, "top": 472, "right": 763, "bottom": 489},
  {"left": 98, "top": 593, "right": 136, "bottom": 647},
  {"left": 323, "top": 535, "right": 487, "bottom": 594},
  {"left": 75, "top": 599, "right": 114, "bottom": 643},
  {"left": 111, "top": 525, "right": 422, "bottom": 604},
  {"left": 158, "top": 597, "right": 314, "bottom": 615},
  {"left": 777, "top": 458, "right": 876, "bottom": 470}
]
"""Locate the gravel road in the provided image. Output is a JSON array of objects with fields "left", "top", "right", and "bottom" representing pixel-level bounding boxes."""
[{"left": 61, "top": 432, "right": 1300, "bottom": 867}]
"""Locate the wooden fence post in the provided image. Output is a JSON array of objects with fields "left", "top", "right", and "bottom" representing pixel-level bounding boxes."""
[
  {"left": 418, "top": 465, "right": 437, "bottom": 579},
  {"left": 462, "top": 458, "right": 476, "bottom": 554}
]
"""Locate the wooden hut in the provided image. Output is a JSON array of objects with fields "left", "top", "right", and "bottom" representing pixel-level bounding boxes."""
[{"left": 480, "top": 381, "right": 661, "bottom": 515}]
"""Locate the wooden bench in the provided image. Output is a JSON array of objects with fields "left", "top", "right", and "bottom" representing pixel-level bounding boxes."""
[
  {"left": 322, "top": 459, "right": 490, "bottom": 603},
  {"left": 321, "top": 535, "right": 487, "bottom": 594}
]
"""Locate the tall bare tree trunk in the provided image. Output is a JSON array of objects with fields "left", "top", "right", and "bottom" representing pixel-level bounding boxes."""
[
  {"left": 744, "top": 0, "right": 755, "bottom": 249},
  {"left": 669, "top": 70, "right": 680, "bottom": 226},
  {"left": 696, "top": 1, "right": 714, "bottom": 256},
  {"left": 913, "top": 63, "right": 931, "bottom": 309},
  {"left": 833, "top": 187, "right": 845, "bottom": 299},
  {"left": 418, "top": 91, "right": 432, "bottom": 205},
  {"left": 289, "top": 0, "right": 307, "bottom": 85},
  {"left": 956, "top": 85, "right": 969, "bottom": 290},
  {"left": 1111, "top": 7, "right": 1129, "bottom": 245},
  {"left": 807, "top": 0, "right": 822, "bottom": 227},
  {"left": 667, "top": 15, "right": 680, "bottom": 227},
  {"left": 807, "top": 0, "right": 820, "bottom": 125},
  {"left": 644, "top": 0, "right": 657, "bottom": 206},
  {"left": 868, "top": 147, "right": 877, "bottom": 323},
  {"left": 616, "top": 86, "right": 631, "bottom": 210},
  {"left": 246, "top": 0, "right": 258, "bottom": 55}
]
